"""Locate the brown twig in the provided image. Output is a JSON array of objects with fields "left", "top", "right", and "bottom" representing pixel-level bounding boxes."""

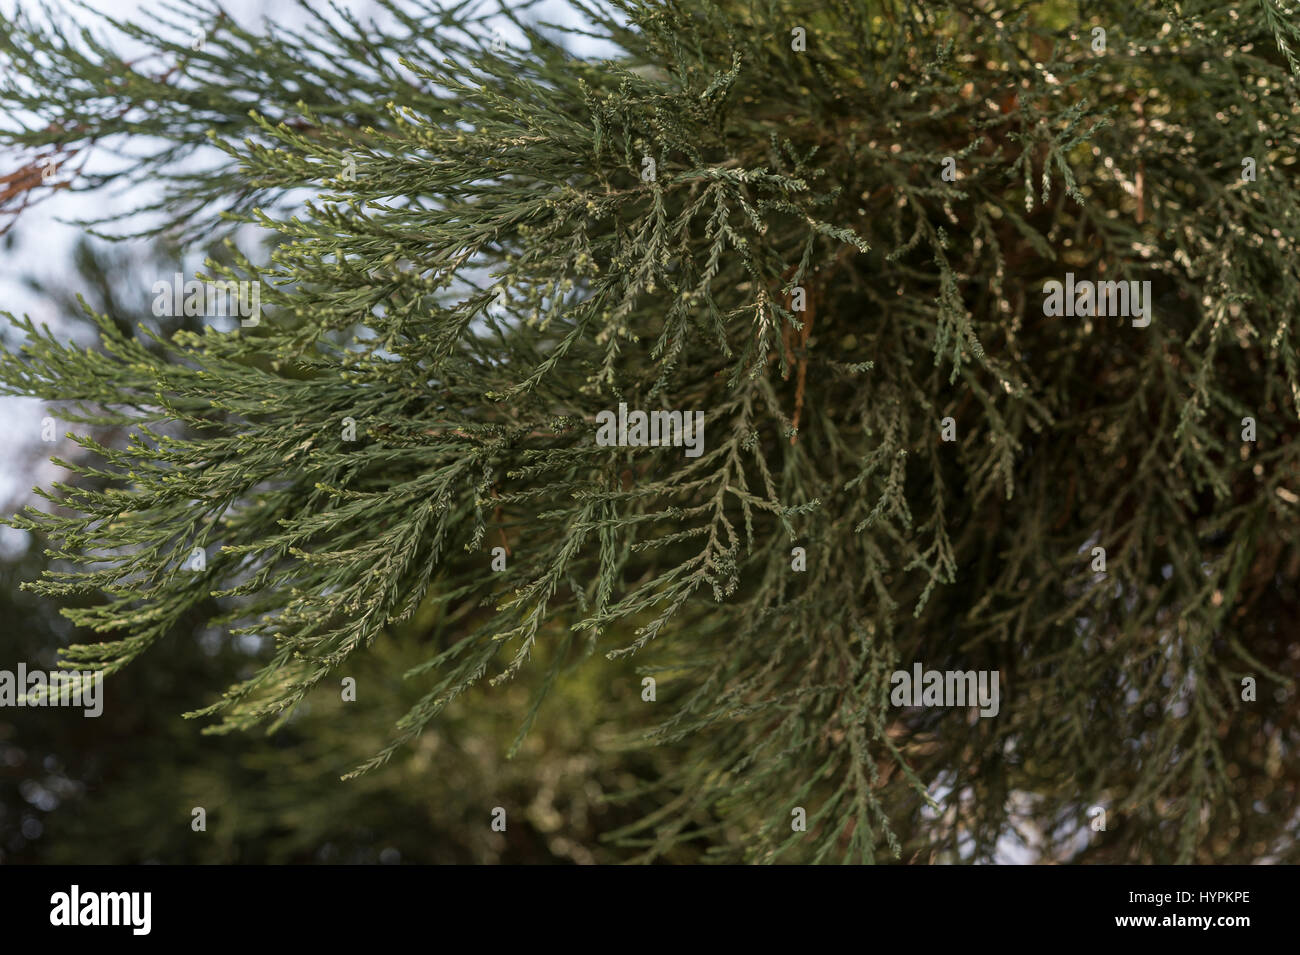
[
  {"left": 0, "top": 142, "right": 81, "bottom": 235},
  {"left": 0, "top": 31, "right": 226, "bottom": 235},
  {"left": 490, "top": 485, "right": 510, "bottom": 556},
  {"left": 1134, "top": 97, "right": 1146, "bottom": 224},
  {"left": 789, "top": 285, "right": 816, "bottom": 445}
]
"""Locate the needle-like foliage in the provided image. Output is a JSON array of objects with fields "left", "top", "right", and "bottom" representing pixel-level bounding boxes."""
[{"left": 1, "top": 0, "right": 1297, "bottom": 862}]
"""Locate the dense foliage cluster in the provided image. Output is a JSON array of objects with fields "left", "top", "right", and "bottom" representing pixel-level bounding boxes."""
[{"left": 1, "top": 0, "right": 1297, "bottom": 862}]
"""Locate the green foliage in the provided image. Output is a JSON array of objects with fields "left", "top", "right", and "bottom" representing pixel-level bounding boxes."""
[
  {"left": 0, "top": 235, "right": 668, "bottom": 864},
  {"left": 1, "top": 0, "right": 1298, "bottom": 863}
]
